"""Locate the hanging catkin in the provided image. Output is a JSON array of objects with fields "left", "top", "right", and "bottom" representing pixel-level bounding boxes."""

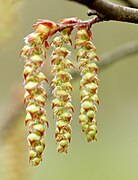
[{"left": 75, "top": 24, "right": 99, "bottom": 142}]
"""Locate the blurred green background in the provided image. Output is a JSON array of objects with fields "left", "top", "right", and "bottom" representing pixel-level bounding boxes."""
[{"left": 0, "top": 0, "right": 138, "bottom": 180}]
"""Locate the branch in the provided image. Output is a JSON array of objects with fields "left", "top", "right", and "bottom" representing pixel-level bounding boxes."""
[
  {"left": 1, "top": 41, "right": 138, "bottom": 136},
  {"left": 98, "top": 41, "right": 138, "bottom": 70},
  {"left": 68, "top": 0, "right": 138, "bottom": 24}
]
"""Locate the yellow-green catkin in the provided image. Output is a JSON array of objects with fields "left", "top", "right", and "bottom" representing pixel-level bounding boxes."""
[
  {"left": 51, "top": 27, "right": 74, "bottom": 153},
  {"left": 75, "top": 25, "right": 99, "bottom": 142},
  {"left": 21, "top": 20, "right": 56, "bottom": 166}
]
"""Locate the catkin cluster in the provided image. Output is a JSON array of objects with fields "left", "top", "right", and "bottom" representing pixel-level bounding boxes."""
[
  {"left": 21, "top": 18, "right": 100, "bottom": 166},
  {"left": 51, "top": 27, "right": 74, "bottom": 153},
  {"left": 75, "top": 25, "right": 99, "bottom": 142},
  {"left": 21, "top": 20, "right": 56, "bottom": 166}
]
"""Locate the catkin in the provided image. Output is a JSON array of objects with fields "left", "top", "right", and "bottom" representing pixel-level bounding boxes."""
[
  {"left": 75, "top": 25, "right": 99, "bottom": 142},
  {"left": 21, "top": 20, "right": 56, "bottom": 166},
  {"left": 51, "top": 27, "right": 74, "bottom": 153}
]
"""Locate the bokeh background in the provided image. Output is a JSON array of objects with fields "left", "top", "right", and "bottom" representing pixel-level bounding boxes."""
[{"left": 0, "top": 0, "right": 138, "bottom": 180}]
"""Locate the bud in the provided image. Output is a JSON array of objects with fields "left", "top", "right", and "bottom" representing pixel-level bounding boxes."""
[
  {"left": 25, "top": 82, "right": 38, "bottom": 91},
  {"left": 81, "top": 101, "right": 93, "bottom": 111},
  {"left": 51, "top": 36, "right": 63, "bottom": 47},
  {"left": 23, "top": 65, "right": 34, "bottom": 79},
  {"left": 56, "top": 120, "right": 68, "bottom": 128},
  {"left": 24, "top": 32, "right": 41, "bottom": 46},
  {"left": 33, "top": 124, "right": 45, "bottom": 134},
  {"left": 29, "top": 150, "right": 37, "bottom": 158},
  {"left": 29, "top": 55, "right": 43, "bottom": 66},
  {"left": 87, "top": 110, "right": 95, "bottom": 119},
  {"left": 33, "top": 19, "right": 57, "bottom": 39},
  {"left": 35, "top": 145, "right": 44, "bottom": 153},
  {"left": 21, "top": 45, "right": 34, "bottom": 57},
  {"left": 79, "top": 114, "right": 88, "bottom": 123},
  {"left": 34, "top": 94, "right": 46, "bottom": 105},
  {"left": 27, "top": 133, "right": 40, "bottom": 143},
  {"left": 31, "top": 157, "right": 41, "bottom": 166}
]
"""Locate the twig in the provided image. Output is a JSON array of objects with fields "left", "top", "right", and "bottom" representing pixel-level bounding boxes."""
[
  {"left": 56, "top": 16, "right": 102, "bottom": 31},
  {"left": 98, "top": 41, "right": 138, "bottom": 70},
  {"left": 68, "top": 0, "right": 138, "bottom": 24}
]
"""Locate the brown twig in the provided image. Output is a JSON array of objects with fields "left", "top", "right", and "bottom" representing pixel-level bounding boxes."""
[
  {"left": 57, "top": 16, "right": 102, "bottom": 31},
  {"left": 68, "top": 0, "right": 138, "bottom": 24}
]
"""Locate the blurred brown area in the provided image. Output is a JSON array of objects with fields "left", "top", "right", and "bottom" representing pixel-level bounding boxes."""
[{"left": 0, "top": 0, "right": 138, "bottom": 180}]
